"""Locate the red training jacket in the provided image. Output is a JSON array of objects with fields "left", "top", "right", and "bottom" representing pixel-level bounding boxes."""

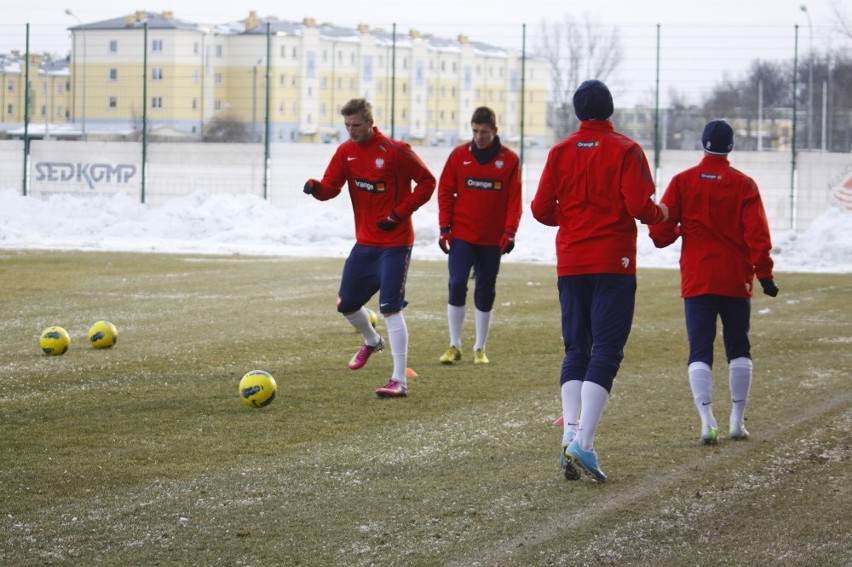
[
  {"left": 648, "top": 154, "right": 774, "bottom": 298},
  {"left": 437, "top": 142, "right": 522, "bottom": 245},
  {"left": 311, "top": 127, "right": 436, "bottom": 247},
  {"left": 531, "top": 120, "right": 665, "bottom": 276}
]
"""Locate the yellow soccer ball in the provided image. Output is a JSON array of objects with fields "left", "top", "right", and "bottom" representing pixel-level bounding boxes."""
[
  {"left": 239, "top": 370, "right": 277, "bottom": 408},
  {"left": 40, "top": 326, "right": 71, "bottom": 356},
  {"left": 88, "top": 320, "right": 118, "bottom": 349}
]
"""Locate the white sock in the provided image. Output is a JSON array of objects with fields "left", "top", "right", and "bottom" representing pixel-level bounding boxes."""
[
  {"left": 345, "top": 307, "right": 381, "bottom": 345},
  {"left": 576, "top": 381, "right": 609, "bottom": 451},
  {"left": 447, "top": 304, "right": 465, "bottom": 349},
  {"left": 688, "top": 361, "right": 716, "bottom": 428},
  {"left": 473, "top": 308, "right": 492, "bottom": 352},
  {"left": 385, "top": 313, "right": 408, "bottom": 385},
  {"left": 561, "top": 380, "right": 582, "bottom": 441},
  {"left": 729, "top": 357, "right": 753, "bottom": 426}
]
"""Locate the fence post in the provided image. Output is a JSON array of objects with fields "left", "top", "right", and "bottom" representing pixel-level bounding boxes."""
[
  {"left": 22, "top": 24, "right": 30, "bottom": 197},
  {"left": 790, "top": 25, "right": 799, "bottom": 231},
  {"left": 263, "top": 22, "right": 271, "bottom": 200},
  {"left": 141, "top": 21, "right": 149, "bottom": 204},
  {"left": 520, "top": 23, "right": 526, "bottom": 172}
]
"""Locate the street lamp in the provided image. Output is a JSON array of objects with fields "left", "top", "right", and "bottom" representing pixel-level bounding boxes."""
[
  {"left": 799, "top": 4, "right": 813, "bottom": 150},
  {"left": 65, "top": 8, "right": 86, "bottom": 139}
]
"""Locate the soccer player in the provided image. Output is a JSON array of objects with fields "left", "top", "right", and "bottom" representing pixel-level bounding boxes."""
[
  {"left": 531, "top": 80, "right": 669, "bottom": 481},
  {"left": 304, "top": 98, "right": 436, "bottom": 398},
  {"left": 436, "top": 107, "right": 522, "bottom": 365},
  {"left": 649, "top": 119, "right": 778, "bottom": 444}
]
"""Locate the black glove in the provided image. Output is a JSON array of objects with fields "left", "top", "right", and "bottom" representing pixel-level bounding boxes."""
[
  {"left": 758, "top": 277, "right": 779, "bottom": 297},
  {"left": 377, "top": 211, "right": 402, "bottom": 231},
  {"left": 438, "top": 227, "right": 452, "bottom": 254},
  {"left": 500, "top": 232, "right": 515, "bottom": 255},
  {"left": 304, "top": 179, "right": 319, "bottom": 194}
]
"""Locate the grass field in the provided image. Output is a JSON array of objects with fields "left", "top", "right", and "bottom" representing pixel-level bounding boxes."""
[{"left": 1, "top": 250, "right": 850, "bottom": 566}]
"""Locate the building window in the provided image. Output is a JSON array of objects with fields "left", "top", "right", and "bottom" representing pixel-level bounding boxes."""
[
  {"left": 152, "top": 39, "right": 163, "bottom": 52},
  {"left": 109, "top": 40, "right": 118, "bottom": 53},
  {"left": 109, "top": 96, "right": 117, "bottom": 109},
  {"left": 215, "top": 45, "right": 223, "bottom": 57},
  {"left": 192, "top": 98, "right": 197, "bottom": 110},
  {"left": 152, "top": 68, "right": 164, "bottom": 81},
  {"left": 193, "top": 42, "right": 199, "bottom": 55},
  {"left": 151, "top": 97, "right": 163, "bottom": 109},
  {"left": 214, "top": 99, "right": 221, "bottom": 111},
  {"left": 306, "top": 51, "right": 316, "bottom": 79},
  {"left": 363, "top": 55, "right": 373, "bottom": 82},
  {"left": 415, "top": 60, "right": 424, "bottom": 87},
  {"left": 6, "top": 104, "right": 12, "bottom": 115},
  {"left": 7, "top": 81, "right": 13, "bottom": 93},
  {"left": 215, "top": 72, "right": 222, "bottom": 85}
]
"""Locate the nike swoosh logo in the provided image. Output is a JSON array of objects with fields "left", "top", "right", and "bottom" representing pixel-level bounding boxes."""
[
  {"left": 347, "top": 157, "right": 357, "bottom": 161},
  {"left": 732, "top": 399, "right": 746, "bottom": 403},
  {"left": 380, "top": 302, "right": 389, "bottom": 307},
  {"left": 463, "top": 160, "right": 473, "bottom": 165},
  {"left": 701, "top": 401, "right": 712, "bottom": 406}
]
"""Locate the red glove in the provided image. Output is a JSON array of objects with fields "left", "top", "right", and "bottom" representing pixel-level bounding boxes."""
[
  {"left": 438, "top": 227, "right": 452, "bottom": 254},
  {"left": 500, "top": 232, "right": 515, "bottom": 255}
]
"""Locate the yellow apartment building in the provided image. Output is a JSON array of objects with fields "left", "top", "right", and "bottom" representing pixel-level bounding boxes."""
[
  {"left": 1, "top": 52, "right": 72, "bottom": 137},
  {"left": 51, "top": 10, "right": 549, "bottom": 145}
]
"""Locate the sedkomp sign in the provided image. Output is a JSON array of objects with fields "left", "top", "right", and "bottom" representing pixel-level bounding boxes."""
[{"left": 34, "top": 162, "right": 138, "bottom": 190}]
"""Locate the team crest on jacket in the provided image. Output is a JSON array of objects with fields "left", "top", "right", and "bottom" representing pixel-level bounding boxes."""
[
  {"left": 495, "top": 160, "right": 504, "bottom": 169},
  {"left": 375, "top": 158, "right": 386, "bottom": 169},
  {"left": 621, "top": 257, "right": 630, "bottom": 269}
]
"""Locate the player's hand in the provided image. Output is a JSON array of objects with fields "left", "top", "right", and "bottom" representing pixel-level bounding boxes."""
[
  {"left": 438, "top": 227, "right": 452, "bottom": 254},
  {"left": 658, "top": 202, "right": 669, "bottom": 222},
  {"left": 758, "top": 277, "right": 779, "bottom": 297},
  {"left": 500, "top": 232, "right": 515, "bottom": 255},
  {"left": 377, "top": 211, "right": 402, "bottom": 231},
  {"left": 304, "top": 179, "right": 320, "bottom": 194}
]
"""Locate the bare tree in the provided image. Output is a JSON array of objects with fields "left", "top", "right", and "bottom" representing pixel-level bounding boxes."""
[
  {"left": 834, "top": 2, "right": 852, "bottom": 39},
  {"left": 537, "top": 14, "right": 623, "bottom": 139}
]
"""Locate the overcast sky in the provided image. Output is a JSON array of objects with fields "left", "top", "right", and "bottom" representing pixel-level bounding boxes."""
[
  {"left": 9, "top": 0, "right": 844, "bottom": 39},
  {"left": 4, "top": 0, "right": 848, "bottom": 107}
]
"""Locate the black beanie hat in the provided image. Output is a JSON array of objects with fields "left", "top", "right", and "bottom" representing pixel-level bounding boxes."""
[
  {"left": 701, "top": 120, "right": 734, "bottom": 155},
  {"left": 573, "top": 80, "right": 614, "bottom": 121}
]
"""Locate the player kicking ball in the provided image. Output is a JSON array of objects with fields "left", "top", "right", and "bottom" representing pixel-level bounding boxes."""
[{"left": 304, "top": 98, "right": 435, "bottom": 397}]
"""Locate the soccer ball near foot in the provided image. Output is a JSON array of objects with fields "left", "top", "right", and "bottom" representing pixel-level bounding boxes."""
[
  {"left": 355, "top": 308, "right": 379, "bottom": 332},
  {"left": 88, "top": 320, "right": 118, "bottom": 349},
  {"left": 40, "top": 326, "right": 71, "bottom": 355},
  {"left": 239, "top": 370, "right": 277, "bottom": 408}
]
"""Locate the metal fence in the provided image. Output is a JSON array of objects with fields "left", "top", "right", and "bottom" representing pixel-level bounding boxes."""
[{"left": 1, "top": 17, "right": 850, "bottom": 231}]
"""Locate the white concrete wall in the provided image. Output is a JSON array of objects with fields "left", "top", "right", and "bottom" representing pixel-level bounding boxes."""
[{"left": 7, "top": 139, "right": 851, "bottom": 233}]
